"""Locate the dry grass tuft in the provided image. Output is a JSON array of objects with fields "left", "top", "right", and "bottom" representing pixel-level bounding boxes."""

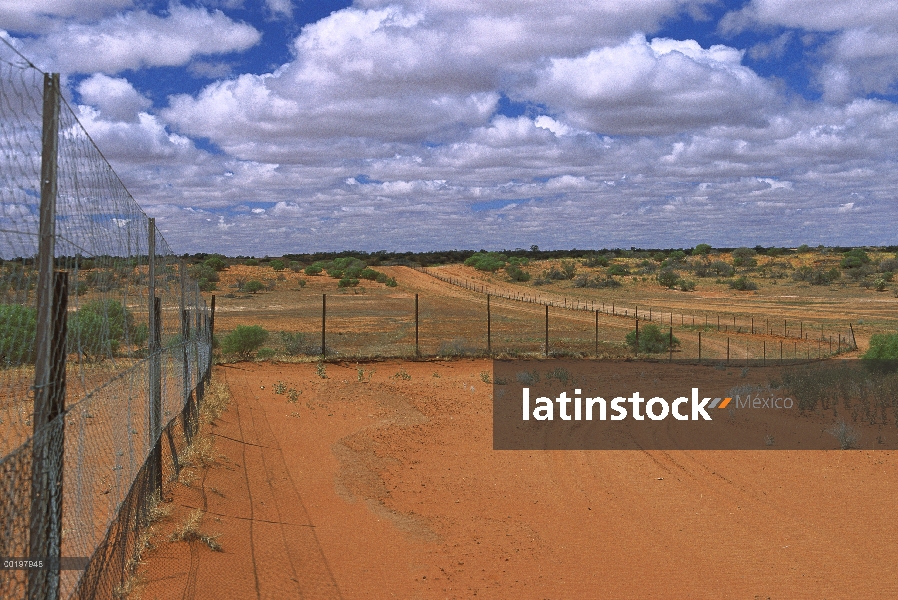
[{"left": 170, "top": 508, "right": 223, "bottom": 552}]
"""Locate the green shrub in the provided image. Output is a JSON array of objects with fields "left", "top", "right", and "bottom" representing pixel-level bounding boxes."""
[
  {"left": 626, "top": 323, "right": 680, "bottom": 354},
  {"left": 583, "top": 254, "right": 609, "bottom": 267},
  {"left": 731, "top": 247, "right": 757, "bottom": 268},
  {"left": 657, "top": 268, "right": 679, "bottom": 289},
  {"left": 506, "top": 264, "right": 530, "bottom": 282},
  {"left": 244, "top": 280, "right": 264, "bottom": 294},
  {"left": 841, "top": 248, "right": 870, "bottom": 269},
  {"left": 607, "top": 264, "right": 630, "bottom": 277},
  {"left": 304, "top": 265, "right": 322, "bottom": 276},
  {"left": 797, "top": 244, "right": 810, "bottom": 253},
  {"left": 693, "top": 243, "right": 712, "bottom": 255},
  {"left": 189, "top": 263, "right": 219, "bottom": 283},
  {"left": 244, "top": 258, "right": 259, "bottom": 266},
  {"left": 270, "top": 259, "right": 285, "bottom": 271},
  {"left": 792, "top": 266, "right": 840, "bottom": 285},
  {"left": 296, "top": 278, "right": 307, "bottom": 288},
  {"left": 327, "top": 269, "right": 344, "bottom": 279},
  {"left": 573, "top": 275, "right": 620, "bottom": 289},
  {"left": 862, "top": 332, "right": 898, "bottom": 372},
  {"left": 68, "top": 299, "right": 138, "bottom": 358},
  {"left": 464, "top": 252, "right": 507, "bottom": 272},
  {"left": 198, "top": 278, "right": 216, "bottom": 292},
  {"left": 221, "top": 325, "right": 269, "bottom": 360},
  {"left": 359, "top": 268, "right": 379, "bottom": 280},
  {"left": 729, "top": 276, "right": 758, "bottom": 291},
  {"left": 338, "top": 277, "right": 360, "bottom": 288},
  {"left": 0, "top": 304, "right": 36, "bottom": 365},
  {"left": 678, "top": 278, "right": 696, "bottom": 291},
  {"left": 385, "top": 277, "right": 398, "bottom": 287},
  {"left": 204, "top": 255, "right": 227, "bottom": 271}
]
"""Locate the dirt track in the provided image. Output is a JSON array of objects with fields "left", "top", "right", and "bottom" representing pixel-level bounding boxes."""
[{"left": 137, "top": 360, "right": 898, "bottom": 599}]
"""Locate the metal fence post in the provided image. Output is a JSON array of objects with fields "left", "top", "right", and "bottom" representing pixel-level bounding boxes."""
[
  {"left": 28, "top": 72, "right": 62, "bottom": 600},
  {"left": 487, "top": 294, "right": 491, "bottom": 355}
]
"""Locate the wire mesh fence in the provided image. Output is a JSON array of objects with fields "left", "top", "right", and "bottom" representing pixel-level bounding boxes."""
[
  {"left": 0, "top": 43, "right": 212, "bottom": 599},
  {"left": 212, "top": 282, "right": 859, "bottom": 365}
]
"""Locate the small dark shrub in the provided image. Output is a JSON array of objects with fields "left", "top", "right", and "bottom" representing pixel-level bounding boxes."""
[
  {"left": 304, "top": 265, "right": 322, "bottom": 276},
  {"left": 729, "top": 276, "right": 758, "bottom": 291},
  {"left": 506, "top": 264, "right": 531, "bottom": 282},
  {"left": 338, "top": 277, "right": 360, "bottom": 288}
]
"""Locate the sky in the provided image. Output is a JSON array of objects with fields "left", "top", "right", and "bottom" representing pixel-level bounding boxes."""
[{"left": 2, "top": 0, "right": 898, "bottom": 254}]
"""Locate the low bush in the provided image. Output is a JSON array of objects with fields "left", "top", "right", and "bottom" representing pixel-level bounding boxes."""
[
  {"left": 68, "top": 299, "right": 140, "bottom": 358},
  {"left": 862, "top": 332, "right": 898, "bottom": 372},
  {"left": 304, "top": 265, "right": 322, "bottom": 276},
  {"left": 729, "top": 276, "right": 759, "bottom": 291},
  {"left": 280, "top": 331, "right": 317, "bottom": 355},
  {"left": 221, "top": 325, "right": 269, "bottom": 360},
  {"left": 338, "top": 277, "right": 360, "bottom": 288},
  {"left": 792, "top": 266, "right": 840, "bottom": 285},
  {"left": 573, "top": 275, "right": 621, "bottom": 289},
  {"left": 841, "top": 248, "right": 870, "bottom": 269},
  {"left": 0, "top": 304, "right": 36, "bottom": 365},
  {"left": 244, "top": 280, "right": 264, "bottom": 294},
  {"left": 270, "top": 259, "right": 285, "bottom": 271},
  {"left": 506, "top": 264, "right": 530, "bottom": 282},
  {"left": 657, "top": 268, "right": 679, "bottom": 289},
  {"left": 626, "top": 323, "right": 680, "bottom": 354},
  {"left": 607, "top": 263, "right": 630, "bottom": 277},
  {"left": 464, "top": 252, "right": 507, "bottom": 272}
]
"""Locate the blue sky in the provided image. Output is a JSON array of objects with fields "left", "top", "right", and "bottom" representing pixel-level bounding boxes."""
[{"left": 2, "top": 0, "right": 897, "bottom": 254}]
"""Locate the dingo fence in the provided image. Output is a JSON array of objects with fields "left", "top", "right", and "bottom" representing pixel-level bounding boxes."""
[{"left": 0, "top": 43, "right": 212, "bottom": 599}]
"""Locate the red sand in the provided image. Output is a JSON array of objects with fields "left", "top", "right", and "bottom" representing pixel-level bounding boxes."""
[{"left": 138, "top": 360, "right": 898, "bottom": 599}]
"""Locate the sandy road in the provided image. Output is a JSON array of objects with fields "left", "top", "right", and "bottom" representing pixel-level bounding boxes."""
[{"left": 137, "top": 360, "right": 898, "bottom": 599}]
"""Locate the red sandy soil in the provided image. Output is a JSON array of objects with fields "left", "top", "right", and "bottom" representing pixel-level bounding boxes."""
[{"left": 137, "top": 360, "right": 898, "bottom": 599}]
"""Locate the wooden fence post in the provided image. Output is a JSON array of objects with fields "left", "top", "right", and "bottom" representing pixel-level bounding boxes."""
[{"left": 28, "top": 71, "right": 63, "bottom": 600}]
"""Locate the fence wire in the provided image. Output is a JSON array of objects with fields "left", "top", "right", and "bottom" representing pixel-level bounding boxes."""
[{"left": 0, "top": 42, "right": 212, "bottom": 599}]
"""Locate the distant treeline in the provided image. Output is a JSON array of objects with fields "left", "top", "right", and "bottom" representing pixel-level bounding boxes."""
[
  {"left": 3, "top": 244, "right": 896, "bottom": 267},
  {"left": 174, "top": 245, "right": 898, "bottom": 267}
]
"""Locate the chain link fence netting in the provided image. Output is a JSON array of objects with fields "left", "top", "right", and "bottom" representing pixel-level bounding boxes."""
[{"left": 0, "top": 42, "right": 212, "bottom": 599}]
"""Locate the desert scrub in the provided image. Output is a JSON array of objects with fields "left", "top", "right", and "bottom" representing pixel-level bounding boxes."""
[
  {"left": 221, "top": 325, "right": 269, "bottom": 360},
  {"left": 170, "top": 509, "right": 223, "bottom": 551},
  {"left": 626, "top": 323, "right": 680, "bottom": 354}
]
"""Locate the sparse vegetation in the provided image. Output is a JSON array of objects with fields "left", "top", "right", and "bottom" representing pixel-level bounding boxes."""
[
  {"left": 626, "top": 323, "right": 680, "bottom": 354},
  {"left": 221, "top": 325, "right": 269, "bottom": 359}
]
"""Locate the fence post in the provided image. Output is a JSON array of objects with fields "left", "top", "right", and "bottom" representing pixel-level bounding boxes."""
[
  {"left": 321, "top": 293, "right": 326, "bottom": 358},
  {"left": 415, "top": 294, "right": 419, "bottom": 357},
  {"left": 150, "top": 296, "right": 162, "bottom": 499},
  {"left": 727, "top": 337, "right": 730, "bottom": 364},
  {"left": 147, "top": 217, "right": 163, "bottom": 505},
  {"left": 634, "top": 319, "right": 639, "bottom": 358},
  {"left": 486, "top": 294, "right": 491, "bottom": 355},
  {"left": 669, "top": 327, "right": 673, "bottom": 362},
  {"left": 545, "top": 304, "right": 549, "bottom": 357},
  {"left": 28, "top": 70, "right": 62, "bottom": 600},
  {"left": 28, "top": 273, "right": 66, "bottom": 600},
  {"left": 698, "top": 330, "right": 701, "bottom": 363},
  {"left": 181, "top": 308, "right": 193, "bottom": 443},
  {"left": 595, "top": 310, "right": 599, "bottom": 357},
  {"left": 849, "top": 323, "right": 856, "bottom": 349}
]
